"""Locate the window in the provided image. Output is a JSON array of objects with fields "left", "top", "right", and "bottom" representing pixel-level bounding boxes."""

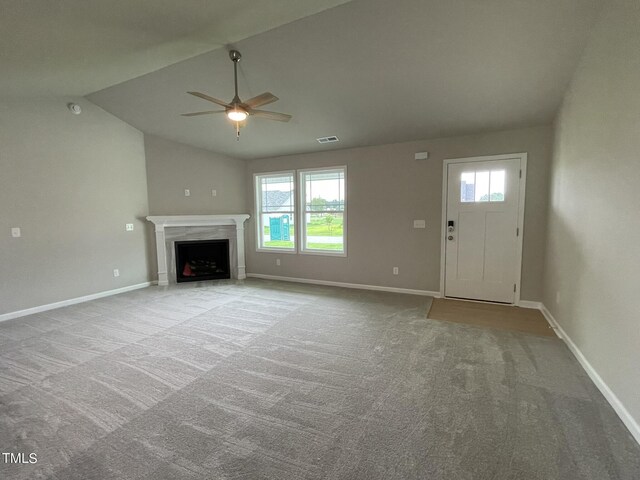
[
  {"left": 255, "top": 172, "right": 296, "bottom": 251},
  {"left": 461, "top": 170, "right": 505, "bottom": 203},
  {"left": 254, "top": 167, "right": 347, "bottom": 256},
  {"left": 300, "top": 167, "right": 346, "bottom": 255}
]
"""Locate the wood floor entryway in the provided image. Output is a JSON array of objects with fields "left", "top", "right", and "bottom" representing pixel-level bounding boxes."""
[{"left": 427, "top": 298, "right": 557, "bottom": 337}]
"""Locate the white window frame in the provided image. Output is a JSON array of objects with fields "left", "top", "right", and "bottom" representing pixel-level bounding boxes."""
[
  {"left": 254, "top": 170, "right": 297, "bottom": 254},
  {"left": 298, "top": 166, "right": 347, "bottom": 257}
]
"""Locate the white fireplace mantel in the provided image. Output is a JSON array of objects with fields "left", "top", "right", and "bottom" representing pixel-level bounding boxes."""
[{"left": 146, "top": 214, "right": 250, "bottom": 286}]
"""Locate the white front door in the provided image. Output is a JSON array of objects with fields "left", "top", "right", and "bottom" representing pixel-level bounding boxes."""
[{"left": 444, "top": 156, "right": 524, "bottom": 303}]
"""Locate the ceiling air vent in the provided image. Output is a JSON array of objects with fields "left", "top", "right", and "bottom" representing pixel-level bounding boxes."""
[{"left": 316, "top": 136, "right": 339, "bottom": 144}]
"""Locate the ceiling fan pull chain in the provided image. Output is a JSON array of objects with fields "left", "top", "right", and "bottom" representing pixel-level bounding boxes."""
[{"left": 236, "top": 122, "right": 240, "bottom": 141}]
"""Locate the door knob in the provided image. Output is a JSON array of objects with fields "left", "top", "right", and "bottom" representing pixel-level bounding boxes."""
[{"left": 448, "top": 235, "right": 454, "bottom": 241}]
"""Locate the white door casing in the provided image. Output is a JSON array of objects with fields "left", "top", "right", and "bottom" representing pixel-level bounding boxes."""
[{"left": 440, "top": 154, "right": 527, "bottom": 304}]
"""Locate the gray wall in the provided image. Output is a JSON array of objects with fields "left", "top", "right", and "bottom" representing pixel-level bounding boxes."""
[
  {"left": 145, "top": 134, "right": 247, "bottom": 215},
  {"left": 0, "top": 98, "right": 150, "bottom": 315},
  {"left": 144, "top": 134, "right": 248, "bottom": 279},
  {"left": 246, "top": 125, "right": 553, "bottom": 300},
  {"left": 543, "top": 0, "right": 640, "bottom": 429}
]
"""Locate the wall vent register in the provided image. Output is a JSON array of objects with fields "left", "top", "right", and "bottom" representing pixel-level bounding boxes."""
[{"left": 316, "top": 136, "right": 339, "bottom": 144}]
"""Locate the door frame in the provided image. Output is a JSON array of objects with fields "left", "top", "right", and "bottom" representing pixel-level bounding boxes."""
[{"left": 439, "top": 152, "right": 528, "bottom": 305}]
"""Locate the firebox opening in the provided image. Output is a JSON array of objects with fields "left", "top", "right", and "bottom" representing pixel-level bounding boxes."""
[{"left": 175, "top": 239, "right": 230, "bottom": 283}]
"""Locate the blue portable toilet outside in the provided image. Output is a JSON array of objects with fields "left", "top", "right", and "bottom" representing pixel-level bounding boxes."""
[{"left": 269, "top": 215, "right": 290, "bottom": 241}]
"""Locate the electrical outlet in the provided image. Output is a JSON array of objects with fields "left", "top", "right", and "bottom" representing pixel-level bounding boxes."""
[
  {"left": 276, "top": 258, "right": 281, "bottom": 266},
  {"left": 125, "top": 223, "right": 134, "bottom": 231},
  {"left": 393, "top": 267, "right": 399, "bottom": 275},
  {"left": 113, "top": 269, "right": 120, "bottom": 277},
  {"left": 184, "top": 189, "right": 191, "bottom": 197},
  {"left": 11, "top": 227, "right": 21, "bottom": 238},
  {"left": 211, "top": 189, "right": 217, "bottom": 197}
]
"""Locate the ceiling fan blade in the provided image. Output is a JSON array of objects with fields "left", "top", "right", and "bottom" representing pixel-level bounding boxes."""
[
  {"left": 187, "top": 91, "right": 231, "bottom": 108},
  {"left": 181, "top": 110, "right": 225, "bottom": 117},
  {"left": 243, "top": 92, "right": 279, "bottom": 109},
  {"left": 250, "top": 109, "right": 292, "bottom": 122}
]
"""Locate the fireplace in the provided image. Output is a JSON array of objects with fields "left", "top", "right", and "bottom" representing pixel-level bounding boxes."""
[
  {"left": 146, "top": 215, "right": 249, "bottom": 285},
  {"left": 174, "top": 239, "right": 230, "bottom": 282}
]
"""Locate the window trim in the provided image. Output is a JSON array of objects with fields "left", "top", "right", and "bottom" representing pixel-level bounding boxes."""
[
  {"left": 298, "top": 166, "right": 347, "bottom": 257},
  {"left": 254, "top": 170, "right": 297, "bottom": 254}
]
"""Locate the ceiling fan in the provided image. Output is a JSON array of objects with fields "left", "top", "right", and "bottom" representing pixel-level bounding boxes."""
[{"left": 181, "top": 49, "right": 291, "bottom": 139}]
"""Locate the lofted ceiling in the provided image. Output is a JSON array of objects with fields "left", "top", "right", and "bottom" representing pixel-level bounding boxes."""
[
  {"left": 0, "top": 0, "right": 352, "bottom": 97},
  {"left": 5, "top": 0, "right": 604, "bottom": 159}
]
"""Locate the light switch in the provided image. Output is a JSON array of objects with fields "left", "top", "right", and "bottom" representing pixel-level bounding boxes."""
[
  {"left": 184, "top": 189, "right": 191, "bottom": 197},
  {"left": 125, "top": 224, "right": 134, "bottom": 231},
  {"left": 211, "top": 189, "right": 217, "bottom": 197},
  {"left": 413, "top": 220, "right": 426, "bottom": 229},
  {"left": 11, "top": 227, "right": 21, "bottom": 238}
]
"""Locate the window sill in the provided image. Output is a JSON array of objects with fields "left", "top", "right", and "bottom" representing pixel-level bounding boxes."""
[
  {"left": 256, "top": 248, "right": 297, "bottom": 254},
  {"left": 299, "top": 250, "right": 347, "bottom": 258}
]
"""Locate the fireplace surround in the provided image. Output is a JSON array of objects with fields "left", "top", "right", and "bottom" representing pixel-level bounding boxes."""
[{"left": 146, "top": 214, "right": 250, "bottom": 286}]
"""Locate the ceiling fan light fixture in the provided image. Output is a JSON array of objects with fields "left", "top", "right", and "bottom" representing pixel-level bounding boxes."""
[
  {"left": 227, "top": 108, "right": 247, "bottom": 122},
  {"left": 182, "top": 49, "right": 291, "bottom": 139}
]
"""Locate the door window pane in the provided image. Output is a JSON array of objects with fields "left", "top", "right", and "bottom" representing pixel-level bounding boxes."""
[
  {"left": 475, "top": 171, "right": 490, "bottom": 202},
  {"left": 460, "top": 169, "right": 506, "bottom": 203},
  {"left": 489, "top": 170, "right": 505, "bottom": 201},
  {"left": 461, "top": 172, "right": 475, "bottom": 202}
]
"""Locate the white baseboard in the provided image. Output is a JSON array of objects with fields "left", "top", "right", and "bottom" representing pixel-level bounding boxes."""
[
  {"left": 0, "top": 281, "right": 155, "bottom": 323},
  {"left": 517, "top": 300, "right": 542, "bottom": 309},
  {"left": 540, "top": 304, "right": 640, "bottom": 445},
  {"left": 246, "top": 273, "right": 441, "bottom": 297}
]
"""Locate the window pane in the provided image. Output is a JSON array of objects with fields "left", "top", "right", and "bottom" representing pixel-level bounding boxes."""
[
  {"left": 261, "top": 175, "right": 294, "bottom": 212},
  {"left": 301, "top": 168, "right": 346, "bottom": 254},
  {"left": 461, "top": 172, "right": 475, "bottom": 202},
  {"left": 489, "top": 170, "right": 505, "bottom": 202},
  {"left": 475, "top": 171, "right": 490, "bottom": 202},
  {"left": 304, "top": 170, "right": 345, "bottom": 212},
  {"left": 256, "top": 172, "right": 295, "bottom": 250},
  {"left": 261, "top": 213, "right": 295, "bottom": 249},
  {"left": 305, "top": 212, "right": 344, "bottom": 252}
]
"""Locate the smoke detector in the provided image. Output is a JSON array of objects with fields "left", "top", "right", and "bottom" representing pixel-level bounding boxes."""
[{"left": 67, "top": 103, "right": 82, "bottom": 115}]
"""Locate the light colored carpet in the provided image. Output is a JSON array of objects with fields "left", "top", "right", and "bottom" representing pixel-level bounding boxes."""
[
  {"left": 0, "top": 279, "right": 638, "bottom": 479},
  {"left": 428, "top": 297, "right": 557, "bottom": 337}
]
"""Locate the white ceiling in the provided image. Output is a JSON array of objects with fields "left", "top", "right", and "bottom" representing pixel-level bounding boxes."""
[
  {"left": 5, "top": 0, "right": 604, "bottom": 159},
  {"left": 0, "top": 0, "right": 352, "bottom": 97}
]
